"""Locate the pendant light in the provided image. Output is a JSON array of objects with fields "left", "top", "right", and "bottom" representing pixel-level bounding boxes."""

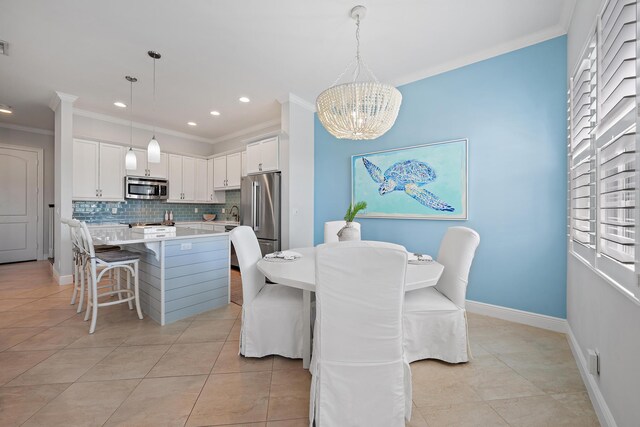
[
  {"left": 125, "top": 76, "right": 138, "bottom": 170},
  {"left": 147, "top": 50, "right": 162, "bottom": 163},
  {"left": 316, "top": 5, "right": 402, "bottom": 140}
]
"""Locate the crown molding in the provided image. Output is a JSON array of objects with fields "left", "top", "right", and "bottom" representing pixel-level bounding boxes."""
[
  {"left": 73, "top": 108, "right": 219, "bottom": 144},
  {"left": 390, "top": 25, "right": 568, "bottom": 88},
  {"left": 279, "top": 93, "right": 316, "bottom": 112},
  {"left": 0, "top": 122, "right": 54, "bottom": 136},
  {"left": 208, "top": 118, "right": 281, "bottom": 144},
  {"left": 49, "top": 91, "right": 78, "bottom": 111}
]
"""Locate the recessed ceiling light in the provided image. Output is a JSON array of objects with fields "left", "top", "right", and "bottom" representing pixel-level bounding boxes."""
[
  {"left": 114, "top": 101, "right": 127, "bottom": 108},
  {"left": 239, "top": 97, "right": 250, "bottom": 103},
  {"left": 210, "top": 110, "right": 221, "bottom": 116},
  {"left": 187, "top": 121, "right": 197, "bottom": 126},
  {"left": 0, "top": 104, "right": 12, "bottom": 114}
]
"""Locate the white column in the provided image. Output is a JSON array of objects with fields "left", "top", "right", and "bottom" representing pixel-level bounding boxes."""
[
  {"left": 50, "top": 91, "right": 77, "bottom": 285},
  {"left": 279, "top": 94, "right": 315, "bottom": 250}
]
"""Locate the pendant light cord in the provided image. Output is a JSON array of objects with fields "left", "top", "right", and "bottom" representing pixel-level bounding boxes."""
[
  {"left": 152, "top": 57, "right": 156, "bottom": 137},
  {"left": 129, "top": 79, "right": 133, "bottom": 147},
  {"left": 329, "top": 11, "right": 379, "bottom": 87}
]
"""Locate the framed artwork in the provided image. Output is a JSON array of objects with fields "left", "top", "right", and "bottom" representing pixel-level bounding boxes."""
[{"left": 351, "top": 138, "right": 468, "bottom": 220}]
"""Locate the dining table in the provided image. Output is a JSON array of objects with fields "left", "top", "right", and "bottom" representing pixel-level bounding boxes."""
[{"left": 257, "top": 246, "right": 445, "bottom": 368}]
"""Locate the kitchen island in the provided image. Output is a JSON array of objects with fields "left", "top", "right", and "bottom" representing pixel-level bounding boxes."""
[{"left": 89, "top": 226, "right": 230, "bottom": 325}]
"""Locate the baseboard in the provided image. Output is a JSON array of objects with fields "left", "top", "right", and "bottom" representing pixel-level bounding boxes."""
[
  {"left": 465, "top": 300, "right": 567, "bottom": 333},
  {"left": 52, "top": 266, "right": 73, "bottom": 286},
  {"left": 566, "top": 326, "right": 617, "bottom": 427}
]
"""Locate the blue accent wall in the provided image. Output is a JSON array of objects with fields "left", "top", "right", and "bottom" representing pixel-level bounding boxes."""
[{"left": 314, "top": 36, "right": 568, "bottom": 318}]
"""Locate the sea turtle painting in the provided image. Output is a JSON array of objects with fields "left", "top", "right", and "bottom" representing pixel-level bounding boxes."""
[{"left": 362, "top": 157, "right": 454, "bottom": 212}]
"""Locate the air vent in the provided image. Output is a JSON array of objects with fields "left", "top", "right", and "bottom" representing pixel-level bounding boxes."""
[{"left": 0, "top": 40, "right": 8, "bottom": 56}]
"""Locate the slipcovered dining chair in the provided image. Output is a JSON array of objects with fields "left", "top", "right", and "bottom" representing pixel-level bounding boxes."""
[
  {"left": 323, "top": 220, "right": 360, "bottom": 243},
  {"left": 403, "top": 227, "right": 480, "bottom": 363},
  {"left": 230, "top": 226, "right": 304, "bottom": 359},
  {"left": 310, "top": 241, "right": 412, "bottom": 426}
]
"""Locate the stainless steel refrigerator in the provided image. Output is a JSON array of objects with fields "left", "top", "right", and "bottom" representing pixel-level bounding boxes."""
[{"left": 240, "top": 172, "right": 281, "bottom": 256}]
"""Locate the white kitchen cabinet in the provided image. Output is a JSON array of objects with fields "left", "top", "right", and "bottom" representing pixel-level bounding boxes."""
[
  {"left": 195, "top": 159, "right": 209, "bottom": 202},
  {"left": 168, "top": 155, "right": 197, "bottom": 202},
  {"left": 73, "top": 139, "right": 99, "bottom": 199},
  {"left": 125, "top": 149, "right": 168, "bottom": 178},
  {"left": 246, "top": 137, "right": 279, "bottom": 174},
  {"left": 175, "top": 223, "right": 201, "bottom": 230},
  {"left": 207, "top": 159, "right": 226, "bottom": 203},
  {"left": 213, "top": 154, "right": 241, "bottom": 190},
  {"left": 226, "top": 153, "right": 242, "bottom": 187},
  {"left": 182, "top": 156, "right": 196, "bottom": 201},
  {"left": 99, "top": 143, "right": 124, "bottom": 200},
  {"left": 241, "top": 151, "right": 247, "bottom": 177},
  {"left": 147, "top": 153, "right": 168, "bottom": 178},
  {"left": 168, "top": 154, "right": 183, "bottom": 201},
  {"left": 73, "top": 139, "right": 124, "bottom": 201}
]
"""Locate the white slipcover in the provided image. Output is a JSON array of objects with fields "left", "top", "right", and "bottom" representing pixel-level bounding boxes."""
[
  {"left": 310, "top": 241, "right": 412, "bottom": 427},
  {"left": 403, "top": 227, "right": 480, "bottom": 364},
  {"left": 323, "top": 220, "right": 360, "bottom": 243},
  {"left": 230, "top": 226, "right": 304, "bottom": 359}
]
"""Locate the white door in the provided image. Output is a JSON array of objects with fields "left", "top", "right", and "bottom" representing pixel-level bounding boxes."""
[
  {"left": 99, "top": 143, "right": 124, "bottom": 200},
  {"left": 125, "top": 148, "right": 147, "bottom": 177},
  {"left": 245, "top": 142, "right": 261, "bottom": 174},
  {"left": 147, "top": 152, "right": 168, "bottom": 178},
  {"left": 73, "top": 139, "right": 99, "bottom": 199},
  {"left": 260, "top": 137, "right": 279, "bottom": 172},
  {"left": 213, "top": 156, "right": 227, "bottom": 190},
  {"left": 168, "top": 154, "right": 183, "bottom": 201},
  {"left": 226, "top": 153, "right": 242, "bottom": 187},
  {"left": 0, "top": 147, "right": 38, "bottom": 263},
  {"left": 195, "top": 158, "right": 208, "bottom": 202},
  {"left": 182, "top": 156, "right": 196, "bottom": 201}
]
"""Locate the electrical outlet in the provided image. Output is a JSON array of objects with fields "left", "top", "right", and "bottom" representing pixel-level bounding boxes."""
[
  {"left": 194, "top": 208, "right": 198, "bottom": 213},
  {"left": 587, "top": 349, "right": 600, "bottom": 375},
  {"left": 222, "top": 208, "right": 226, "bottom": 214},
  {"left": 111, "top": 208, "right": 117, "bottom": 214},
  {"left": 180, "top": 243, "right": 192, "bottom": 251}
]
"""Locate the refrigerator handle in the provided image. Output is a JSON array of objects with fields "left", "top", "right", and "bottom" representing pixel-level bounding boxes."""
[
  {"left": 254, "top": 182, "right": 260, "bottom": 231},
  {"left": 251, "top": 181, "right": 257, "bottom": 230}
]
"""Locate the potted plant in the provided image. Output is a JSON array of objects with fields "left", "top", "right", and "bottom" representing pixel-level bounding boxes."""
[{"left": 338, "top": 201, "right": 367, "bottom": 241}]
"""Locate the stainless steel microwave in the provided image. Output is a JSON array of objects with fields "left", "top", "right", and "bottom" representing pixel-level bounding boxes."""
[{"left": 125, "top": 176, "right": 169, "bottom": 200}]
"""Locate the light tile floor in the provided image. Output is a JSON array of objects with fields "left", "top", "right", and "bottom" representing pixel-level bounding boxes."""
[{"left": 0, "top": 261, "right": 599, "bottom": 426}]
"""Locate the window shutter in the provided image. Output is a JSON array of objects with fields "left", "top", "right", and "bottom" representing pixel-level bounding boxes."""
[
  {"left": 596, "top": 0, "right": 637, "bottom": 270},
  {"left": 569, "top": 35, "right": 598, "bottom": 255}
]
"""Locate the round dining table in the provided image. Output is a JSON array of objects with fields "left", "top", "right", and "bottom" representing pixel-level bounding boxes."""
[{"left": 257, "top": 247, "right": 445, "bottom": 368}]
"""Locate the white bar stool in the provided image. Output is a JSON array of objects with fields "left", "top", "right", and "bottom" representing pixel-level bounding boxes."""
[{"left": 71, "top": 220, "right": 144, "bottom": 333}]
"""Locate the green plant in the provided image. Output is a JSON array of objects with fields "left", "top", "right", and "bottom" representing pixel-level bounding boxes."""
[{"left": 344, "top": 201, "right": 367, "bottom": 222}]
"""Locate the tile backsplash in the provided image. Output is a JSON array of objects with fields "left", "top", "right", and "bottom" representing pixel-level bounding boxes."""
[{"left": 73, "top": 190, "right": 241, "bottom": 224}]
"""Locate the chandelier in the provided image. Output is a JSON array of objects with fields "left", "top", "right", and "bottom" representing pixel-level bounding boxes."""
[{"left": 316, "top": 5, "right": 402, "bottom": 140}]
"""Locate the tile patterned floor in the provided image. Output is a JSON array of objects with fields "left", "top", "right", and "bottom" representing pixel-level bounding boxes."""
[{"left": 0, "top": 261, "right": 599, "bottom": 426}]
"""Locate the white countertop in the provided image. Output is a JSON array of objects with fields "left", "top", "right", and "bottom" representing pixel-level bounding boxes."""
[
  {"left": 87, "top": 220, "right": 240, "bottom": 228},
  {"left": 177, "top": 220, "right": 240, "bottom": 226},
  {"left": 90, "top": 226, "right": 229, "bottom": 245}
]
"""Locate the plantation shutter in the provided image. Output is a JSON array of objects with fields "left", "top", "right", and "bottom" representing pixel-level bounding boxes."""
[
  {"left": 569, "top": 34, "right": 598, "bottom": 258},
  {"left": 596, "top": 0, "right": 637, "bottom": 270}
]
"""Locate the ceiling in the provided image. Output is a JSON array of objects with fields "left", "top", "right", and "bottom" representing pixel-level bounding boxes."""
[{"left": 0, "top": 0, "right": 575, "bottom": 143}]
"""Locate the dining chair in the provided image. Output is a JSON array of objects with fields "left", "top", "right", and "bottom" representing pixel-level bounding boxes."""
[
  {"left": 323, "top": 220, "right": 360, "bottom": 243},
  {"left": 310, "top": 241, "right": 412, "bottom": 426},
  {"left": 70, "top": 220, "right": 144, "bottom": 333},
  {"left": 403, "top": 226, "right": 480, "bottom": 363},
  {"left": 230, "top": 226, "right": 304, "bottom": 359}
]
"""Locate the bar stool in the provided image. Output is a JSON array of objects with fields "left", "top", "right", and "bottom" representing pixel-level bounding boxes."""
[
  {"left": 71, "top": 220, "right": 144, "bottom": 333},
  {"left": 63, "top": 219, "right": 119, "bottom": 314}
]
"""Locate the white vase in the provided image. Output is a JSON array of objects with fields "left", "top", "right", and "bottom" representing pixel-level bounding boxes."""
[{"left": 338, "top": 222, "right": 361, "bottom": 242}]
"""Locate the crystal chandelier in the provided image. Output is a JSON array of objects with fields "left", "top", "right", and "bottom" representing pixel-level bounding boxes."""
[{"left": 316, "top": 5, "right": 402, "bottom": 140}]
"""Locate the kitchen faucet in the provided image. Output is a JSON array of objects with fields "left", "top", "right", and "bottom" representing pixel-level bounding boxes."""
[{"left": 230, "top": 205, "right": 240, "bottom": 223}]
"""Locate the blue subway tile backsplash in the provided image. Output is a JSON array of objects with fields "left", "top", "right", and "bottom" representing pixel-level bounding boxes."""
[{"left": 73, "top": 190, "right": 241, "bottom": 224}]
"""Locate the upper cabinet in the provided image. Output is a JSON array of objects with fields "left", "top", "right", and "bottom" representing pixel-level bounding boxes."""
[
  {"left": 246, "top": 137, "right": 279, "bottom": 174},
  {"left": 213, "top": 153, "right": 242, "bottom": 190},
  {"left": 241, "top": 151, "right": 247, "bottom": 177},
  {"left": 168, "top": 154, "right": 196, "bottom": 202},
  {"left": 207, "top": 159, "right": 226, "bottom": 203},
  {"left": 125, "top": 149, "right": 168, "bottom": 178},
  {"left": 73, "top": 139, "right": 124, "bottom": 201}
]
